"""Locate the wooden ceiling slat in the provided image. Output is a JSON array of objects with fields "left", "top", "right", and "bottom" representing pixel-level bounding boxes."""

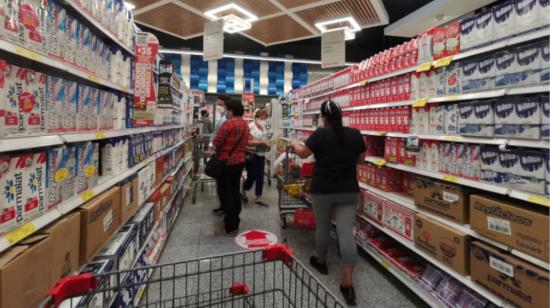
[
  {"left": 178, "top": 0, "right": 280, "bottom": 17},
  {"left": 135, "top": 3, "right": 207, "bottom": 37},
  {"left": 126, "top": 0, "right": 158, "bottom": 9},
  {"left": 244, "top": 15, "right": 312, "bottom": 44},
  {"left": 296, "top": 0, "right": 380, "bottom": 27},
  {"left": 277, "top": 0, "right": 327, "bottom": 9}
]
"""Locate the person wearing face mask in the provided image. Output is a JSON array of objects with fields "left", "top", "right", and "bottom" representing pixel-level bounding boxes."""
[
  {"left": 291, "top": 100, "right": 366, "bottom": 306},
  {"left": 210, "top": 94, "right": 231, "bottom": 216},
  {"left": 241, "top": 109, "right": 270, "bottom": 206}
]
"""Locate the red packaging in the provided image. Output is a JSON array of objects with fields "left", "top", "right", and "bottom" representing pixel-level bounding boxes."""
[
  {"left": 383, "top": 200, "right": 415, "bottom": 242},
  {"left": 445, "top": 22, "right": 460, "bottom": 56},
  {"left": 400, "top": 173, "right": 416, "bottom": 194},
  {"left": 432, "top": 26, "right": 446, "bottom": 59},
  {"left": 396, "top": 138, "right": 405, "bottom": 164},
  {"left": 396, "top": 107, "right": 403, "bottom": 132},
  {"left": 372, "top": 109, "right": 378, "bottom": 130},
  {"left": 389, "top": 108, "right": 397, "bottom": 132},
  {"left": 384, "top": 109, "right": 391, "bottom": 131},
  {"left": 363, "top": 190, "right": 385, "bottom": 225},
  {"left": 403, "top": 147, "right": 416, "bottom": 166},
  {"left": 367, "top": 164, "right": 376, "bottom": 187},
  {"left": 390, "top": 78, "right": 398, "bottom": 102},
  {"left": 384, "top": 138, "right": 392, "bottom": 161},
  {"left": 402, "top": 107, "right": 411, "bottom": 133}
]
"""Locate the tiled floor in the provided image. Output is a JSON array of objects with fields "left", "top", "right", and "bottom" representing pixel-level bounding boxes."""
[{"left": 158, "top": 180, "right": 427, "bottom": 307}]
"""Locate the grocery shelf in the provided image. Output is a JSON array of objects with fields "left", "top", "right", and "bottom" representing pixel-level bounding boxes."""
[
  {"left": 0, "top": 39, "right": 132, "bottom": 94},
  {"left": 355, "top": 240, "right": 445, "bottom": 308},
  {"left": 507, "top": 138, "right": 550, "bottom": 149},
  {"left": 508, "top": 189, "right": 550, "bottom": 208},
  {"left": 357, "top": 215, "right": 513, "bottom": 307},
  {"left": 63, "top": 0, "right": 134, "bottom": 55},
  {"left": 342, "top": 100, "right": 412, "bottom": 111},
  {"left": 358, "top": 182, "right": 550, "bottom": 270},
  {"left": 0, "top": 135, "right": 64, "bottom": 152},
  {"left": 427, "top": 89, "right": 507, "bottom": 103},
  {"left": 0, "top": 139, "right": 187, "bottom": 254},
  {"left": 302, "top": 110, "right": 320, "bottom": 115}
]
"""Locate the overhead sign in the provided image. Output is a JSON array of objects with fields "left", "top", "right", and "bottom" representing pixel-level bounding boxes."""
[
  {"left": 235, "top": 230, "right": 278, "bottom": 250},
  {"left": 203, "top": 19, "right": 224, "bottom": 61},
  {"left": 321, "top": 30, "right": 345, "bottom": 68}
]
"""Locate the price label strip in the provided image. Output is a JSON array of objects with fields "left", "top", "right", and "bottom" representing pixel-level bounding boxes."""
[
  {"left": 441, "top": 135, "right": 461, "bottom": 142},
  {"left": 527, "top": 195, "right": 550, "bottom": 207},
  {"left": 95, "top": 131, "right": 107, "bottom": 139},
  {"left": 412, "top": 98, "right": 428, "bottom": 108},
  {"left": 81, "top": 189, "right": 95, "bottom": 202},
  {"left": 433, "top": 55, "right": 453, "bottom": 68},
  {"left": 15, "top": 46, "right": 43, "bottom": 62},
  {"left": 416, "top": 62, "right": 432, "bottom": 72},
  {"left": 373, "top": 159, "right": 386, "bottom": 166},
  {"left": 5, "top": 222, "right": 37, "bottom": 244},
  {"left": 442, "top": 175, "right": 460, "bottom": 183}
]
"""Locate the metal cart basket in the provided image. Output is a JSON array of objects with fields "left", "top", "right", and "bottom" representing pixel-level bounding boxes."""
[{"left": 43, "top": 245, "right": 344, "bottom": 308}]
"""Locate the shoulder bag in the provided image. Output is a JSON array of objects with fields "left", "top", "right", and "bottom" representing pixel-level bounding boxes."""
[{"left": 205, "top": 130, "right": 245, "bottom": 178}]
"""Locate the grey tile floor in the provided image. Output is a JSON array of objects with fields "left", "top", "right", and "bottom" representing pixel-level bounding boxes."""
[{"left": 158, "top": 180, "right": 427, "bottom": 308}]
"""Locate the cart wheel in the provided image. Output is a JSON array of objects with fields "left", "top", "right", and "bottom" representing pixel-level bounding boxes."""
[{"left": 281, "top": 216, "right": 287, "bottom": 229}]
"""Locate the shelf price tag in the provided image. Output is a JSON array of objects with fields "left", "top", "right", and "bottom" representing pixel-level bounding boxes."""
[
  {"left": 88, "top": 74, "right": 99, "bottom": 83},
  {"left": 439, "top": 95, "right": 461, "bottom": 102},
  {"left": 416, "top": 62, "right": 432, "bottom": 72},
  {"left": 95, "top": 131, "right": 107, "bottom": 139},
  {"left": 441, "top": 135, "right": 461, "bottom": 142},
  {"left": 15, "top": 46, "right": 42, "bottom": 62},
  {"left": 54, "top": 168, "right": 68, "bottom": 183},
  {"left": 442, "top": 175, "right": 460, "bottom": 183},
  {"left": 359, "top": 80, "right": 368, "bottom": 86},
  {"left": 380, "top": 260, "right": 391, "bottom": 270},
  {"left": 81, "top": 189, "right": 95, "bottom": 202},
  {"left": 412, "top": 98, "right": 428, "bottom": 108},
  {"left": 433, "top": 55, "right": 453, "bottom": 68},
  {"left": 527, "top": 195, "right": 550, "bottom": 207},
  {"left": 373, "top": 159, "right": 386, "bottom": 166},
  {"left": 5, "top": 222, "right": 37, "bottom": 244}
]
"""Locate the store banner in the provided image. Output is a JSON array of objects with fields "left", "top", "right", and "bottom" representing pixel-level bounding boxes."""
[
  {"left": 203, "top": 19, "right": 224, "bottom": 61},
  {"left": 321, "top": 30, "right": 345, "bottom": 68},
  {"left": 133, "top": 32, "right": 159, "bottom": 126}
]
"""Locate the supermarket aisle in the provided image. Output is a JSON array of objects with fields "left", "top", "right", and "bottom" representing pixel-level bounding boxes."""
[{"left": 159, "top": 181, "right": 426, "bottom": 307}]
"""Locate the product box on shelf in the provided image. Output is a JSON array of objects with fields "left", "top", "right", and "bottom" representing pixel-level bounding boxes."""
[
  {"left": 63, "top": 80, "right": 78, "bottom": 132},
  {"left": 161, "top": 182, "right": 171, "bottom": 208},
  {"left": 542, "top": 95, "right": 549, "bottom": 139},
  {"left": 41, "top": 212, "right": 80, "bottom": 286},
  {"left": 458, "top": 100, "right": 495, "bottom": 137},
  {"left": 476, "top": 9, "right": 494, "bottom": 45},
  {"left": 470, "top": 241, "right": 549, "bottom": 308},
  {"left": 495, "top": 96, "right": 541, "bottom": 140},
  {"left": 76, "top": 142, "right": 99, "bottom": 194},
  {"left": 0, "top": 234, "right": 53, "bottom": 308},
  {"left": 79, "top": 186, "right": 121, "bottom": 265},
  {"left": 119, "top": 176, "right": 138, "bottom": 223},
  {"left": 363, "top": 190, "right": 385, "bottom": 225},
  {"left": 96, "top": 224, "right": 137, "bottom": 273},
  {"left": 493, "top": 0, "right": 516, "bottom": 40},
  {"left": 77, "top": 85, "right": 92, "bottom": 131},
  {"left": 541, "top": 40, "right": 549, "bottom": 83},
  {"left": 149, "top": 188, "right": 163, "bottom": 223},
  {"left": 511, "top": 149, "right": 546, "bottom": 194},
  {"left": 480, "top": 146, "right": 511, "bottom": 186},
  {"left": 460, "top": 15, "right": 478, "bottom": 51},
  {"left": 3, "top": 64, "right": 27, "bottom": 136},
  {"left": 22, "top": 152, "right": 47, "bottom": 222},
  {"left": 469, "top": 194, "right": 549, "bottom": 261},
  {"left": 73, "top": 259, "right": 115, "bottom": 308},
  {"left": 445, "top": 22, "right": 461, "bottom": 57},
  {"left": 131, "top": 202, "right": 155, "bottom": 249},
  {"left": 25, "top": 70, "right": 47, "bottom": 135},
  {"left": 413, "top": 177, "right": 470, "bottom": 223},
  {"left": 47, "top": 146, "right": 77, "bottom": 208},
  {"left": 414, "top": 213, "right": 469, "bottom": 275},
  {"left": 463, "top": 144, "right": 481, "bottom": 180},
  {"left": 383, "top": 200, "right": 414, "bottom": 242},
  {"left": 46, "top": 76, "right": 65, "bottom": 133},
  {"left": 515, "top": 0, "right": 539, "bottom": 34}
]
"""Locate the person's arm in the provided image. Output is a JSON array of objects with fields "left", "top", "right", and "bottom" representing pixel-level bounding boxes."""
[
  {"left": 209, "top": 116, "right": 224, "bottom": 144},
  {"left": 213, "top": 121, "right": 229, "bottom": 153},
  {"left": 291, "top": 141, "right": 312, "bottom": 158}
]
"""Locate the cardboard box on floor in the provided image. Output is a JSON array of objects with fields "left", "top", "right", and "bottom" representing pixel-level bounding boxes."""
[
  {"left": 120, "top": 176, "right": 139, "bottom": 223},
  {"left": 414, "top": 213, "right": 469, "bottom": 275},
  {"left": 470, "top": 241, "right": 549, "bottom": 308},
  {"left": 79, "top": 186, "right": 121, "bottom": 265},
  {"left": 413, "top": 177, "right": 470, "bottom": 223},
  {"left": 42, "top": 212, "right": 81, "bottom": 286},
  {"left": 470, "top": 194, "right": 549, "bottom": 261},
  {"left": 0, "top": 235, "right": 52, "bottom": 308}
]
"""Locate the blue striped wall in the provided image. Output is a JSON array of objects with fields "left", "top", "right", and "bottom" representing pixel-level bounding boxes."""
[
  {"left": 190, "top": 55, "right": 209, "bottom": 92},
  {"left": 243, "top": 59, "right": 260, "bottom": 94},
  {"left": 217, "top": 58, "right": 235, "bottom": 94},
  {"left": 268, "top": 62, "right": 284, "bottom": 96},
  {"left": 292, "top": 63, "right": 308, "bottom": 90}
]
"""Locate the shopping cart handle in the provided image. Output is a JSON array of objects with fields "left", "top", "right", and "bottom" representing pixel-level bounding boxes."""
[
  {"left": 44, "top": 273, "right": 98, "bottom": 308},
  {"left": 262, "top": 244, "right": 294, "bottom": 266}
]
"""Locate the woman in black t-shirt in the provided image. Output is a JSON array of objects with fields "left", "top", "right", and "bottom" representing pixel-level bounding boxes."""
[{"left": 292, "top": 100, "right": 366, "bottom": 306}]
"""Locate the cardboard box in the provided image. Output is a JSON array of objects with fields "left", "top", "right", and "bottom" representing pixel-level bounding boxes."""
[
  {"left": 470, "top": 241, "right": 549, "bottom": 308},
  {"left": 413, "top": 177, "right": 470, "bottom": 223},
  {"left": 42, "top": 212, "right": 80, "bottom": 286},
  {"left": 383, "top": 200, "right": 414, "bottom": 242},
  {"left": 131, "top": 202, "right": 156, "bottom": 248},
  {"left": 470, "top": 194, "right": 549, "bottom": 261},
  {"left": 363, "top": 190, "right": 385, "bottom": 225},
  {"left": 414, "top": 213, "right": 469, "bottom": 275},
  {"left": 120, "top": 176, "right": 139, "bottom": 223},
  {"left": 96, "top": 224, "right": 137, "bottom": 272},
  {"left": 0, "top": 235, "right": 52, "bottom": 308},
  {"left": 160, "top": 183, "right": 171, "bottom": 208},
  {"left": 79, "top": 187, "right": 121, "bottom": 265},
  {"left": 74, "top": 259, "right": 116, "bottom": 307}
]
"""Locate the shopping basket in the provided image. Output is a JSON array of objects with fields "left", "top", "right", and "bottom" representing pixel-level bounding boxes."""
[{"left": 41, "top": 244, "right": 345, "bottom": 308}]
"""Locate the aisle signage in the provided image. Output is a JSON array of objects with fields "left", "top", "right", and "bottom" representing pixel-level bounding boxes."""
[
  {"left": 203, "top": 20, "right": 224, "bottom": 61},
  {"left": 133, "top": 32, "right": 159, "bottom": 126},
  {"left": 321, "top": 30, "right": 345, "bottom": 68},
  {"left": 235, "top": 230, "right": 278, "bottom": 250}
]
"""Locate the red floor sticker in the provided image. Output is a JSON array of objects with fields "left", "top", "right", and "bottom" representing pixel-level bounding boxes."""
[{"left": 235, "top": 230, "right": 278, "bottom": 250}]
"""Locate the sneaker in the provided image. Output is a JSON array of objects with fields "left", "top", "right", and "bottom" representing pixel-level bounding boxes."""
[
  {"left": 255, "top": 200, "right": 268, "bottom": 207},
  {"left": 340, "top": 285, "right": 357, "bottom": 306},
  {"left": 212, "top": 208, "right": 224, "bottom": 216},
  {"left": 309, "top": 256, "right": 328, "bottom": 275}
]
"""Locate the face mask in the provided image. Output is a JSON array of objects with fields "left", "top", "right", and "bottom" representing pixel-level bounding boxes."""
[{"left": 256, "top": 120, "right": 267, "bottom": 127}]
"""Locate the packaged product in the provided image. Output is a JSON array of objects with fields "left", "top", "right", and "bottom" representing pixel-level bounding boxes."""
[
  {"left": 538, "top": 0, "right": 550, "bottom": 28},
  {"left": 541, "top": 40, "right": 549, "bottom": 83},
  {"left": 493, "top": 0, "right": 516, "bottom": 40},
  {"left": 512, "top": 41, "right": 542, "bottom": 86},
  {"left": 445, "top": 22, "right": 461, "bottom": 56},
  {"left": 444, "top": 103, "right": 459, "bottom": 135},
  {"left": 3, "top": 0, "right": 21, "bottom": 44},
  {"left": 63, "top": 80, "right": 78, "bottom": 132},
  {"left": 77, "top": 85, "right": 91, "bottom": 131},
  {"left": 463, "top": 144, "right": 481, "bottom": 180},
  {"left": 0, "top": 155, "right": 17, "bottom": 232},
  {"left": 64, "top": 15, "right": 78, "bottom": 65},
  {"left": 432, "top": 27, "right": 446, "bottom": 59},
  {"left": 439, "top": 142, "right": 452, "bottom": 174},
  {"left": 22, "top": 151, "right": 46, "bottom": 222},
  {"left": 495, "top": 96, "right": 541, "bottom": 139},
  {"left": 445, "top": 63, "right": 461, "bottom": 94},
  {"left": 3, "top": 64, "right": 26, "bottom": 136},
  {"left": 46, "top": 76, "right": 64, "bottom": 133},
  {"left": 494, "top": 49, "right": 516, "bottom": 87},
  {"left": 76, "top": 142, "right": 99, "bottom": 193},
  {"left": 460, "top": 15, "right": 478, "bottom": 51},
  {"left": 429, "top": 104, "right": 445, "bottom": 135},
  {"left": 48, "top": 1, "right": 67, "bottom": 61},
  {"left": 510, "top": 150, "right": 546, "bottom": 194},
  {"left": 25, "top": 69, "right": 46, "bottom": 135},
  {"left": 542, "top": 95, "right": 549, "bottom": 139},
  {"left": 515, "top": 0, "right": 539, "bottom": 34},
  {"left": 46, "top": 146, "right": 76, "bottom": 208},
  {"left": 476, "top": 9, "right": 494, "bottom": 44}
]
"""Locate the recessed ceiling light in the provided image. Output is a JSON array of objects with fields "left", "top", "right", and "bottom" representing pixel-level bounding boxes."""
[
  {"left": 124, "top": 1, "right": 135, "bottom": 11},
  {"left": 204, "top": 3, "right": 258, "bottom": 22},
  {"left": 315, "top": 16, "right": 361, "bottom": 41}
]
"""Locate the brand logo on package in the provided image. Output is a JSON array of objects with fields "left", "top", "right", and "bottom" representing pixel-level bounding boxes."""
[{"left": 235, "top": 230, "right": 278, "bottom": 250}]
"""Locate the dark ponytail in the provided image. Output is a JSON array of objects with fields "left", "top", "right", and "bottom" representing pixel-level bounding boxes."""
[{"left": 321, "top": 100, "right": 344, "bottom": 144}]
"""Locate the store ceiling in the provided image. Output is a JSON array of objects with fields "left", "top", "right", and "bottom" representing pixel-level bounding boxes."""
[{"left": 130, "top": 0, "right": 389, "bottom": 45}]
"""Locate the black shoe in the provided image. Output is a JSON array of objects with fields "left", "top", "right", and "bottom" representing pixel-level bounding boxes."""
[
  {"left": 225, "top": 229, "right": 239, "bottom": 237},
  {"left": 213, "top": 208, "right": 224, "bottom": 216},
  {"left": 309, "top": 256, "right": 328, "bottom": 275},
  {"left": 340, "top": 285, "right": 357, "bottom": 306},
  {"left": 255, "top": 200, "right": 268, "bottom": 207},
  {"left": 241, "top": 193, "right": 249, "bottom": 203}
]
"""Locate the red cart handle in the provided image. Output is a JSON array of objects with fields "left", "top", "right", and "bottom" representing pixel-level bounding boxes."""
[
  {"left": 45, "top": 273, "right": 98, "bottom": 308},
  {"left": 262, "top": 244, "right": 294, "bottom": 266}
]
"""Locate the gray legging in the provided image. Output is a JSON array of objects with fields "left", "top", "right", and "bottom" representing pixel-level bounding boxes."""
[{"left": 310, "top": 193, "right": 359, "bottom": 267}]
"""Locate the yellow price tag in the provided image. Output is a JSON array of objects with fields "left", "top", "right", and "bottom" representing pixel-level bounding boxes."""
[
  {"left": 95, "top": 131, "right": 106, "bottom": 139},
  {"left": 5, "top": 222, "right": 37, "bottom": 244},
  {"left": 15, "top": 46, "right": 42, "bottom": 62},
  {"left": 381, "top": 261, "right": 391, "bottom": 270},
  {"left": 81, "top": 189, "right": 95, "bottom": 202},
  {"left": 442, "top": 175, "right": 460, "bottom": 183},
  {"left": 412, "top": 98, "right": 428, "bottom": 108},
  {"left": 359, "top": 80, "right": 368, "bottom": 86},
  {"left": 416, "top": 62, "right": 432, "bottom": 72},
  {"left": 433, "top": 55, "right": 453, "bottom": 68},
  {"left": 373, "top": 159, "right": 386, "bottom": 166},
  {"left": 54, "top": 168, "right": 68, "bottom": 183},
  {"left": 441, "top": 135, "right": 461, "bottom": 142},
  {"left": 88, "top": 74, "right": 99, "bottom": 83},
  {"left": 84, "top": 165, "right": 96, "bottom": 178},
  {"left": 123, "top": 87, "right": 130, "bottom": 93},
  {"left": 527, "top": 195, "right": 550, "bottom": 207}
]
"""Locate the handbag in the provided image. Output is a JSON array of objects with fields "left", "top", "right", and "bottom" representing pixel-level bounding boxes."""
[{"left": 205, "top": 132, "right": 244, "bottom": 178}]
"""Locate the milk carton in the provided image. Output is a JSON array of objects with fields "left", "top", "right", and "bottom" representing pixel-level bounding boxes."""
[
  {"left": 452, "top": 143, "right": 465, "bottom": 176},
  {"left": 23, "top": 151, "right": 46, "bottom": 221},
  {"left": 48, "top": 1, "right": 66, "bottom": 61},
  {"left": 410, "top": 72, "right": 420, "bottom": 100},
  {"left": 3, "top": 0, "right": 21, "bottom": 44},
  {"left": 46, "top": 146, "right": 76, "bottom": 208},
  {"left": 512, "top": 41, "right": 542, "bottom": 86},
  {"left": 493, "top": 0, "right": 516, "bottom": 40},
  {"left": 77, "top": 85, "right": 90, "bottom": 131},
  {"left": 495, "top": 49, "right": 517, "bottom": 87},
  {"left": 0, "top": 155, "right": 17, "bottom": 232},
  {"left": 412, "top": 106, "right": 430, "bottom": 134},
  {"left": 445, "top": 63, "right": 461, "bottom": 95},
  {"left": 514, "top": 0, "right": 538, "bottom": 34},
  {"left": 432, "top": 67, "right": 447, "bottom": 97},
  {"left": 540, "top": 40, "right": 549, "bottom": 83},
  {"left": 64, "top": 16, "right": 78, "bottom": 65},
  {"left": 480, "top": 146, "right": 510, "bottom": 186},
  {"left": 429, "top": 104, "right": 445, "bottom": 135},
  {"left": 20, "top": 0, "right": 48, "bottom": 53},
  {"left": 89, "top": 87, "right": 99, "bottom": 130},
  {"left": 445, "top": 104, "right": 459, "bottom": 134},
  {"left": 538, "top": 0, "right": 550, "bottom": 27},
  {"left": 96, "top": 224, "right": 137, "bottom": 272},
  {"left": 461, "top": 59, "right": 478, "bottom": 93},
  {"left": 77, "top": 23, "right": 91, "bottom": 70},
  {"left": 25, "top": 70, "right": 46, "bottom": 136},
  {"left": 463, "top": 144, "right": 481, "bottom": 180},
  {"left": 541, "top": 95, "right": 549, "bottom": 138},
  {"left": 3, "top": 154, "right": 25, "bottom": 230},
  {"left": 497, "top": 150, "right": 520, "bottom": 178},
  {"left": 495, "top": 96, "right": 541, "bottom": 139},
  {"left": 511, "top": 150, "right": 546, "bottom": 194},
  {"left": 463, "top": 56, "right": 496, "bottom": 92},
  {"left": 76, "top": 142, "right": 98, "bottom": 193},
  {"left": 429, "top": 141, "right": 441, "bottom": 171},
  {"left": 46, "top": 76, "right": 64, "bottom": 133},
  {"left": 459, "top": 101, "right": 494, "bottom": 137},
  {"left": 439, "top": 142, "right": 452, "bottom": 174},
  {"left": 63, "top": 80, "right": 77, "bottom": 132},
  {"left": 460, "top": 15, "right": 478, "bottom": 50},
  {"left": 476, "top": 9, "right": 494, "bottom": 43},
  {"left": 3, "top": 64, "right": 26, "bottom": 136}
]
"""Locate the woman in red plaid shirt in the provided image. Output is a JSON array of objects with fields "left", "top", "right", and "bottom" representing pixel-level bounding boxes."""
[{"left": 212, "top": 99, "right": 250, "bottom": 236}]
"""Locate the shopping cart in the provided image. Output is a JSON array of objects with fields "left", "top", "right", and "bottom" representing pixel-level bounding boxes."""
[
  {"left": 41, "top": 245, "right": 345, "bottom": 308},
  {"left": 191, "top": 133, "right": 217, "bottom": 204}
]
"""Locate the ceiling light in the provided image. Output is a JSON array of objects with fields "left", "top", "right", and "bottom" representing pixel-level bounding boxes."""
[
  {"left": 204, "top": 3, "right": 258, "bottom": 22},
  {"left": 222, "top": 14, "right": 252, "bottom": 33},
  {"left": 124, "top": 1, "right": 135, "bottom": 11},
  {"left": 315, "top": 16, "right": 361, "bottom": 41}
]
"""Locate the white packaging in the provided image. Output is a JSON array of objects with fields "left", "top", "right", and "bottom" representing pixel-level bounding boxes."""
[
  {"left": 22, "top": 151, "right": 46, "bottom": 222},
  {"left": 77, "top": 24, "right": 91, "bottom": 70},
  {"left": 446, "top": 63, "right": 461, "bottom": 94},
  {"left": 100, "top": 139, "right": 116, "bottom": 177},
  {"left": 63, "top": 80, "right": 77, "bottom": 132},
  {"left": 497, "top": 150, "right": 521, "bottom": 178},
  {"left": 461, "top": 59, "right": 479, "bottom": 93},
  {"left": 493, "top": 0, "right": 516, "bottom": 40},
  {"left": 480, "top": 146, "right": 501, "bottom": 172},
  {"left": 46, "top": 76, "right": 64, "bottom": 133},
  {"left": 460, "top": 101, "right": 495, "bottom": 136},
  {"left": 25, "top": 70, "right": 46, "bottom": 136},
  {"left": 418, "top": 31, "right": 433, "bottom": 63},
  {"left": 514, "top": 0, "right": 538, "bottom": 34},
  {"left": 458, "top": 102, "right": 475, "bottom": 124},
  {"left": 445, "top": 104, "right": 459, "bottom": 134},
  {"left": 510, "top": 149, "right": 546, "bottom": 194},
  {"left": 494, "top": 49, "right": 516, "bottom": 87},
  {"left": 541, "top": 95, "right": 549, "bottom": 139},
  {"left": 413, "top": 106, "right": 430, "bottom": 134},
  {"left": 64, "top": 16, "right": 78, "bottom": 65},
  {"left": 460, "top": 15, "right": 478, "bottom": 50},
  {"left": 429, "top": 141, "right": 441, "bottom": 171},
  {"left": 76, "top": 142, "right": 98, "bottom": 193},
  {"left": 4, "top": 64, "right": 26, "bottom": 136},
  {"left": 410, "top": 73, "right": 420, "bottom": 100},
  {"left": 463, "top": 144, "right": 481, "bottom": 180},
  {"left": 495, "top": 96, "right": 541, "bottom": 139},
  {"left": 439, "top": 142, "right": 453, "bottom": 173},
  {"left": 512, "top": 42, "right": 542, "bottom": 86},
  {"left": 419, "top": 72, "right": 431, "bottom": 99},
  {"left": 0, "top": 155, "right": 17, "bottom": 232},
  {"left": 77, "top": 85, "right": 90, "bottom": 131},
  {"left": 453, "top": 143, "right": 465, "bottom": 176},
  {"left": 96, "top": 224, "right": 137, "bottom": 272},
  {"left": 433, "top": 67, "right": 446, "bottom": 97},
  {"left": 429, "top": 104, "right": 445, "bottom": 135},
  {"left": 476, "top": 55, "right": 496, "bottom": 91},
  {"left": 90, "top": 88, "right": 99, "bottom": 130},
  {"left": 476, "top": 10, "right": 494, "bottom": 44},
  {"left": 3, "top": 0, "right": 21, "bottom": 44},
  {"left": 538, "top": 0, "right": 550, "bottom": 27},
  {"left": 540, "top": 40, "right": 549, "bottom": 83}
]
